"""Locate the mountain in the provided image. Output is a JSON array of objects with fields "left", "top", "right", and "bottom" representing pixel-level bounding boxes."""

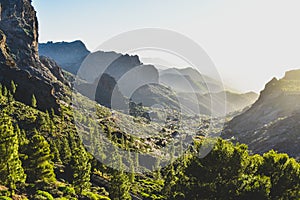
[
  {"left": 40, "top": 43, "right": 162, "bottom": 109},
  {"left": 39, "top": 40, "right": 90, "bottom": 74},
  {"left": 39, "top": 40, "right": 257, "bottom": 115},
  {"left": 159, "top": 67, "right": 224, "bottom": 94},
  {"left": 0, "top": 0, "right": 67, "bottom": 112},
  {"left": 177, "top": 91, "right": 258, "bottom": 116},
  {"left": 223, "top": 69, "right": 300, "bottom": 159},
  {"left": 75, "top": 51, "right": 159, "bottom": 108},
  {"left": 131, "top": 83, "right": 180, "bottom": 111}
]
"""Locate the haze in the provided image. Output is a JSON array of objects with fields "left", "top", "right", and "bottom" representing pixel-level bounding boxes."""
[{"left": 33, "top": 0, "right": 300, "bottom": 93}]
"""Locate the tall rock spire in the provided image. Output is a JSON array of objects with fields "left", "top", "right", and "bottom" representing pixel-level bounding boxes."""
[
  {"left": 0, "top": 0, "right": 66, "bottom": 112},
  {"left": 0, "top": 0, "right": 39, "bottom": 67}
]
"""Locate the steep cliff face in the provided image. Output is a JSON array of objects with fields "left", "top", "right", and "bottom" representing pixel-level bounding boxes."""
[
  {"left": 0, "top": 0, "right": 39, "bottom": 67},
  {"left": 0, "top": 0, "right": 66, "bottom": 112},
  {"left": 223, "top": 70, "right": 300, "bottom": 159},
  {"left": 0, "top": 30, "right": 15, "bottom": 66}
]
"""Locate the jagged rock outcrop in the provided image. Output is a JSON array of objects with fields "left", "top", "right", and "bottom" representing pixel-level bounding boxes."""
[
  {"left": 40, "top": 56, "right": 69, "bottom": 86},
  {"left": 0, "top": 0, "right": 66, "bottom": 112},
  {"left": 0, "top": 0, "right": 39, "bottom": 67},
  {"left": 0, "top": 30, "right": 15, "bottom": 67},
  {"left": 39, "top": 41, "right": 90, "bottom": 74},
  {"left": 223, "top": 69, "right": 300, "bottom": 159},
  {"left": 75, "top": 51, "right": 159, "bottom": 109}
]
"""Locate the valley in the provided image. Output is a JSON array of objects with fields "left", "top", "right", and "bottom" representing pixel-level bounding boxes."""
[{"left": 0, "top": 0, "right": 299, "bottom": 200}]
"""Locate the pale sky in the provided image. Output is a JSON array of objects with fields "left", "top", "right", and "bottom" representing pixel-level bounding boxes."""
[{"left": 33, "top": 0, "right": 300, "bottom": 93}]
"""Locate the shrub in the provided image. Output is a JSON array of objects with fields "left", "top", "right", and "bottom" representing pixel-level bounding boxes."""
[{"left": 34, "top": 190, "right": 54, "bottom": 200}]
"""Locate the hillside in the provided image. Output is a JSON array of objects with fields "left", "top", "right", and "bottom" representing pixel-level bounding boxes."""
[{"left": 223, "top": 69, "right": 300, "bottom": 159}]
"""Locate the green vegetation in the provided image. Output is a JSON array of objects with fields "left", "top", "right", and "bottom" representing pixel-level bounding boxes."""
[
  {"left": 163, "top": 139, "right": 300, "bottom": 199},
  {"left": 0, "top": 84, "right": 109, "bottom": 199},
  {"left": 31, "top": 94, "right": 37, "bottom": 108},
  {"left": 0, "top": 83, "right": 299, "bottom": 200},
  {"left": 0, "top": 113, "right": 26, "bottom": 193}
]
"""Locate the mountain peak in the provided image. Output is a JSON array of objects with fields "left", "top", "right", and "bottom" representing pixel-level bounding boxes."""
[
  {"left": 284, "top": 69, "right": 300, "bottom": 80},
  {"left": 39, "top": 40, "right": 90, "bottom": 74},
  {"left": 224, "top": 69, "right": 300, "bottom": 158},
  {"left": 41, "top": 40, "right": 89, "bottom": 50}
]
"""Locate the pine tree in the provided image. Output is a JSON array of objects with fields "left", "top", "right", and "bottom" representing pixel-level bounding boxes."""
[
  {"left": 162, "top": 163, "right": 176, "bottom": 198},
  {"left": 23, "top": 129, "right": 56, "bottom": 186},
  {"left": 58, "top": 136, "right": 72, "bottom": 164},
  {"left": 127, "top": 152, "right": 135, "bottom": 183},
  {"left": 0, "top": 84, "right": 2, "bottom": 97},
  {"left": 31, "top": 94, "right": 37, "bottom": 108},
  {"left": 110, "top": 155, "right": 131, "bottom": 200},
  {"left": 10, "top": 81, "right": 16, "bottom": 94},
  {"left": 49, "top": 140, "right": 62, "bottom": 164},
  {"left": 3, "top": 86, "right": 8, "bottom": 97},
  {"left": 69, "top": 147, "right": 91, "bottom": 194},
  {"left": 0, "top": 114, "right": 26, "bottom": 192}
]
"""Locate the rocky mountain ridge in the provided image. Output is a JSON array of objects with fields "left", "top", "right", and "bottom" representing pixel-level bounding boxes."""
[
  {"left": 39, "top": 40, "right": 90, "bottom": 74},
  {"left": 223, "top": 69, "right": 300, "bottom": 159},
  {"left": 0, "top": 0, "right": 67, "bottom": 112}
]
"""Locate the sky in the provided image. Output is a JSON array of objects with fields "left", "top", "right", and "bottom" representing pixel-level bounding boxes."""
[{"left": 32, "top": 0, "right": 300, "bottom": 93}]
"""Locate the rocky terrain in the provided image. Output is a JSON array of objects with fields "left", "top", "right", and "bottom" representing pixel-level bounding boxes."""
[
  {"left": 0, "top": 0, "right": 67, "bottom": 112},
  {"left": 39, "top": 40, "right": 90, "bottom": 74},
  {"left": 223, "top": 69, "right": 300, "bottom": 159}
]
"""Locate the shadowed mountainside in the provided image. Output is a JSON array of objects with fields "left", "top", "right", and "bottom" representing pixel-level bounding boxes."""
[
  {"left": 0, "top": 0, "right": 67, "bottom": 112},
  {"left": 223, "top": 69, "right": 300, "bottom": 159}
]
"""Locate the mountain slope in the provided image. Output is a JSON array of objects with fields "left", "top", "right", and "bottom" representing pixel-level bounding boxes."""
[
  {"left": 0, "top": 0, "right": 66, "bottom": 112},
  {"left": 223, "top": 69, "right": 300, "bottom": 159}
]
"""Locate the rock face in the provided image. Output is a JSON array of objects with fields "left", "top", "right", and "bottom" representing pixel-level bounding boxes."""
[
  {"left": 0, "top": 0, "right": 66, "bottom": 112},
  {"left": 75, "top": 51, "right": 159, "bottom": 109},
  {"left": 223, "top": 70, "right": 300, "bottom": 159},
  {"left": 0, "top": 0, "right": 39, "bottom": 67},
  {"left": 39, "top": 41, "right": 90, "bottom": 74},
  {"left": 40, "top": 56, "right": 69, "bottom": 86}
]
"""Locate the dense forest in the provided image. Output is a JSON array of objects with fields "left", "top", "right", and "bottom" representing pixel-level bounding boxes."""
[{"left": 0, "top": 82, "right": 299, "bottom": 200}]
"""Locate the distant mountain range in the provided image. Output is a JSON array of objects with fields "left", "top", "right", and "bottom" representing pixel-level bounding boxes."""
[
  {"left": 159, "top": 67, "right": 224, "bottom": 94},
  {"left": 223, "top": 69, "right": 300, "bottom": 159},
  {"left": 39, "top": 41, "right": 258, "bottom": 115}
]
